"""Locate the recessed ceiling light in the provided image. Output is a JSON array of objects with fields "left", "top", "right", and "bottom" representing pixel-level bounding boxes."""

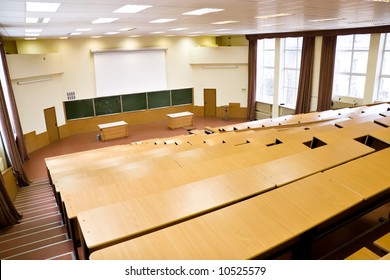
[
  {"left": 372, "top": 0, "right": 390, "bottom": 2},
  {"left": 114, "top": 5, "right": 152, "bottom": 13},
  {"left": 129, "top": 35, "right": 141, "bottom": 38},
  {"left": 150, "top": 19, "right": 177, "bottom": 24},
  {"left": 25, "top": 28, "right": 43, "bottom": 33},
  {"left": 26, "top": 2, "right": 60, "bottom": 12},
  {"left": 59, "top": 37, "right": 68, "bottom": 40},
  {"left": 91, "top": 36, "right": 102, "bottom": 39},
  {"left": 214, "top": 29, "right": 230, "bottom": 32},
  {"left": 256, "top": 13, "right": 292, "bottom": 19},
  {"left": 105, "top": 32, "right": 120, "bottom": 35},
  {"left": 92, "top": 18, "right": 119, "bottom": 24},
  {"left": 262, "top": 23, "right": 286, "bottom": 27},
  {"left": 150, "top": 31, "right": 165, "bottom": 34},
  {"left": 183, "top": 8, "right": 224, "bottom": 16},
  {"left": 69, "top": 32, "right": 81, "bottom": 36},
  {"left": 169, "top": 28, "right": 189, "bottom": 31},
  {"left": 118, "top": 28, "right": 136, "bottom": 32},
  {"left": 25, "top": 33, "right": 40, "bottom": 37},
  {"left": 211, "top": 21, "right": 239, "bottom": 25},
  {"left": 25, "top": 38, "right": 37, "bottom": 40},
  {"left": 26, "top": 17, "right": 39, "bottom": 23},
  {"left": 42, "top": 18, "right": 51, "bottom": 23}
]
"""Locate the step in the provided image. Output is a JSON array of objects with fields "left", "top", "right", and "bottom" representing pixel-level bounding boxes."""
[
  {"left": 4, "top": 239, "right": 74, "bottom": 260},
  {"left": 0, "top": 214, "right": 63, "bottom": 235},
  {"left": 0, "top": 221, "right": 63, "bottom": 242},
  {"left": 0, "top": 225, "right": 68, "bottom": 252}
]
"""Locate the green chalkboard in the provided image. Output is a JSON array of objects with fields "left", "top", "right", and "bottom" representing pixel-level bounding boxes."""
[
  {"left": 94, "top": 96, "right": 121, "bottom": 116},
  {"left": 64, "top": 99, "right": 94, "bottom": 120},
  {"left": 172, "top": 88, "right": 193, "bottom": 106},
  {"left": 147, "top": 90, "right": 171, "bottom": 109},
  {"left": 122, "top": 93, "right": 147, "bottom": 112}
]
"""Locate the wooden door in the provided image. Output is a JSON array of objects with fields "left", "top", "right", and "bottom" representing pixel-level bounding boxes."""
[
  {"left": 44, "top": 107, "right": 60, "bottom": 143},
  {"left": 204, "top": 88, "right": 216, "bottom": 117}
]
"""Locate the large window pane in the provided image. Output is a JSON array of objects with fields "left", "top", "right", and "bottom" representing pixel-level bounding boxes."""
[
  {"left": 349, "top": 75, "right": 366, "bottom": 98},
  {"left": 378, "top": 78, "right": 390, "bottom": 101},
  {"left": 333, "top": 34, "right": 370, "bottom": 99},
  {"left": 256, "top": 38, "right": 275, "bottom": 103},
  {"left": 352, "top": 51, "right": 369, "bottom": 73},
  {"left": 335, "top": 51, "right": 352, "bottom": 72},
  {"left": 375, "top": 33, "right": 390, "bottom": 101}
]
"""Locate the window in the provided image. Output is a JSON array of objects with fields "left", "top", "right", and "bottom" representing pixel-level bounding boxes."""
[
  {"left": 281, "top": 37, "right": 302, "bottom": 108},
  {"left": 376, "top": 33, "right": 390, "bottom": 101},
  {"left": 333, "top": 34, "right": 370, "bottom": 98},
  {"left": 256, "top": 38, "right": 275, "bottom": 103}
]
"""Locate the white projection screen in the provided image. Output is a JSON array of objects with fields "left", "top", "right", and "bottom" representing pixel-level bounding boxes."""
[{"left": 93, "top": 49, "right": 168, "bottom": 97}]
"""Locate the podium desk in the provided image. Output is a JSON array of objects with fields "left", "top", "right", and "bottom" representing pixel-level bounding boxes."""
[
  {"left": 98, "top": 121, "right": 128, "bottom": 141},
  {"left": 167, "top": 111, "right": 194, "bottom": 129},
  {"left": 89, "top": 173, "right": 363, "bottom": 260}
]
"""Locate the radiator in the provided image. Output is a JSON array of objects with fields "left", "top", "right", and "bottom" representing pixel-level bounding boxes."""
[{"left": 332, "top": 100, "right": 356, "bottom": 109}]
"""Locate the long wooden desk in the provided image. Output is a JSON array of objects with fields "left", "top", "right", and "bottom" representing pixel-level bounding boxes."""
[
  {"left": 314, "top": 121, "right": 385, "bottom": 144},
  {"left": 325, "top": 147, "right": 390, "bottom": 199},
  {"left": 89, "top": 173, "right": 363, "bottom": 260},
  {"left": 78, "top": 167, "right": 275, "bottom": 257},
  {"left": 98, "top": 121, "right": 128, "bottom": 141},
  {"left": 255, "top": 140, "right": 374, "bottom": 187},
  {"left": 167, "top": 111, "right": 194, "bottom": 129}
]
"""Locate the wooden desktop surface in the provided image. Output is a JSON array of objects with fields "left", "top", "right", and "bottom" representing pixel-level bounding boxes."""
[
  {"left": 78, "top": 167, "right": 275, "bottom": 251},
  {"left": 255, "top": 140, "right": 374, "bottom": 187},
  {"left": 369, "top": 127, "right": 390, "bottom": 144},
  {"left": 89, "top": 173, "right": 363, "bottom": 260},
  {"left": 63, "top": 141, "right": 308, "bottom": 219},
  {"left": 325, "top": 147, "right": 390, "bottom": 199}
]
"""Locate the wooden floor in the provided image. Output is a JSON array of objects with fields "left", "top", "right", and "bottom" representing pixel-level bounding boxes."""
[{"left": 2, "top": 115, "right": 389, "bottom": 260}]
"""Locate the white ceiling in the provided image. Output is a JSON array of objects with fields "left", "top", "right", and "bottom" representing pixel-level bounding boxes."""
[{"left": 0, "top": 0, "right": 390, "bottom": 40}]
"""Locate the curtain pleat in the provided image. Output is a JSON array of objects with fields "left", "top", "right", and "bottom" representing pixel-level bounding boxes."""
[
  {"left": 317, "top": 36, "right": 337, "bottom": 112},
  {"left": 247, "top": 39, "right": 257, "bottom": 121},
  {"left": 295, "top": 37, "right": 315, "bottom": 114}
]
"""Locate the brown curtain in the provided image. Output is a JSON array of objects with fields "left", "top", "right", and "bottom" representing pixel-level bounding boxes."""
[
  {"left": 295, "top": 37, "right": 315, "bottom": 114},
  {"left": 0, "top": 43, "right": 30, "bottom": 186},
  {"left": 0, "top": 41, "right": 29, "bottom": 162},
  {"left": 317, "top": 36, "right": 337, "bottom": 112},
  {"left": 246, "top": 38, "right": 257, "bottom": 120},
  {"left": 0, "top": 172, "right": 22, "bottom": 227}
]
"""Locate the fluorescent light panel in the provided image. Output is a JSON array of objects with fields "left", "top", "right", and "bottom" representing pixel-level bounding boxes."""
[
  {"left": 256, "top": 13, "right": 292, "bottom": 19},
  {"left": 26, "top": 2, "right": 60, "bottom": 12},
  {"left": 308, "top": 17, "right": 346, "bottom": 22},
  {"left": 183, "top": 8, "right": 224, "bottom": 16},
  {"left": 114, "top": 5, "right": 152, "bottom": 13},
  {"left": 92, "top": 18, "right": 119, "bottom": 24},
  {"left": 211, "top": 21, "right": 239, "bottom": 25},
  {"left": 150, "top": 19, "right": 176, "bottom": 23}
]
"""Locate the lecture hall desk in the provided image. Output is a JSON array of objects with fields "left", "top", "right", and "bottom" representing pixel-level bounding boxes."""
[
  {"left": 325, "top": 147, "right": 390, "bottom": 200},
  {"left": 374, "top": 116, "right": 390, "bottom": 127},
  {"left": 255, "top": 139, "right": 374, "bottom": 187},
  {"left": 63, "top": 141, "right": 308, "bottom": 255},
  {"left": 77, "top": 167, "right": 275, "bottom": 258},
  {"left": 89, "top": 173, "right": 364, "bottom": 260},
  {"left": 81, "top": 141, "right": 367, "bottom": 258}
]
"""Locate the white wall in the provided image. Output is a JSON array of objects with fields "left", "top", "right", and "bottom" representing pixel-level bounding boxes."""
[{"left": 9, "top": 36, "right": 249, "bottom": 135}]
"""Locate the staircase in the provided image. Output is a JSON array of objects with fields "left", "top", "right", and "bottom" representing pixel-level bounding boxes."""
[{"left": 0, "top": 178, "right": 75, "bottom": 260}]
